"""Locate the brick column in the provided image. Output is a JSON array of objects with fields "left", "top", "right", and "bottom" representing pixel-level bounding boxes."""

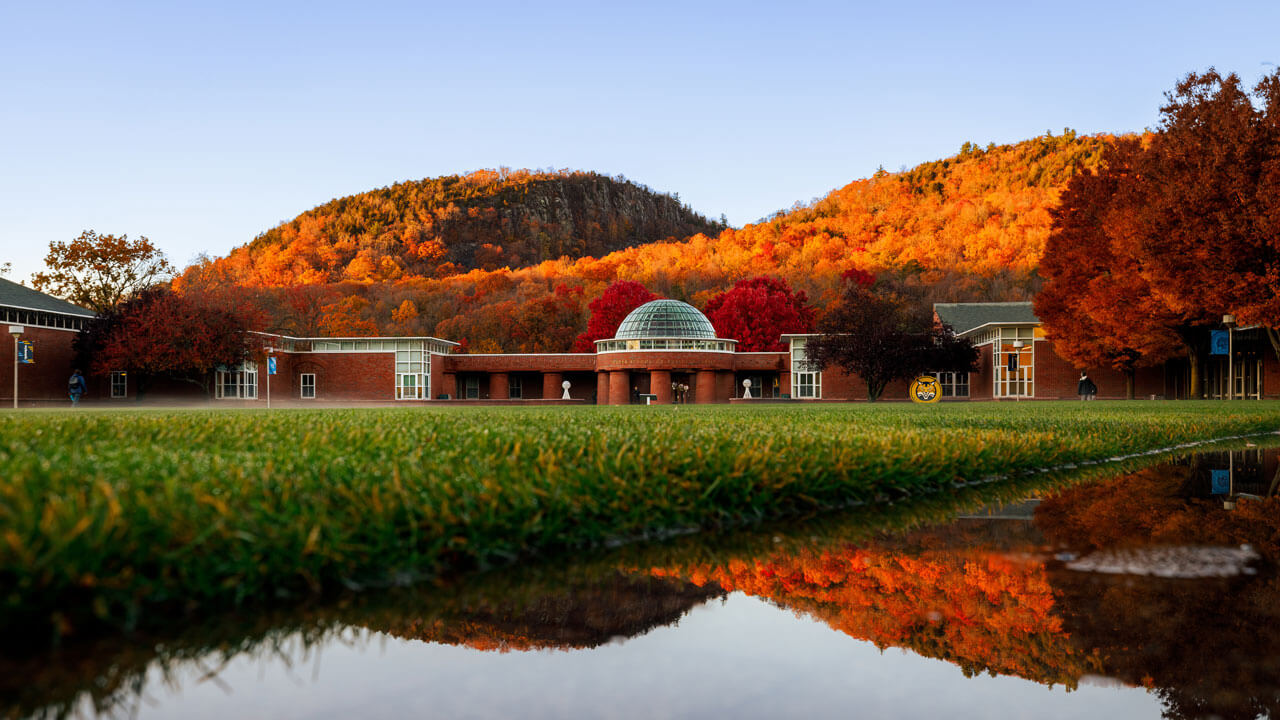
[
  {"left": 429, "top": 355, "right": 444, "bottom": 400},
  {"left": 651, "top": 369, "right": 672, "bottom": 404},
  {"left": 543, "top": 372, "right": 564, "bottom": 400},
  {"left": 716, "top": 371, "right": 734, "bottom": 402},
  {"left": 779, "top": 370, "right": 791, "bottom": 397},
  {"left": 695, "top": 370, "right": 717, "bottom": 404},
  {"left": 490, "top": 372, "right": 509, "bottom": 400},
  {"left": 596, "top": 372, "right": 610, "bottom": 405},
  {"left": 442, "top": 373, "right": 458, "bottom": 400},
  {"left": 608, "top": 370, "right": 630, "bottom": 405}
]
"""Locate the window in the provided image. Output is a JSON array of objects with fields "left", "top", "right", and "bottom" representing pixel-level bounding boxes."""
[
  {"left": 464, "top": 376, "right": 479, "bottom": 399},
  {"left": 300, "top": 373, "right": 316, "bottom": 399},
  {"left": 934, "top": 371, "right": 969, "bottom": 398},
  {"left": 395, "top": 346, "right": 426, "bottom": 400},
  {"left": 215, "top": 363, "right": 257, "bottom": 399},
  {"left": 509, "top": 376, "right": 522, "bottom": 399},
  {"left": 994, "top": 329, "right": 1034, "bottom": 398},
  {"left": 790, "top": 338, "right": 822, "bottom": 399},
  {"left": 110, "top": 371, "right": 127, "bottom": 399},
  {"left": 397, "top": 373, "right": 419, "bottom": 400}
]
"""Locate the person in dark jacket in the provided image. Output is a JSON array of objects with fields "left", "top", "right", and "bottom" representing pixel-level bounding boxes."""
[
  {"left": 68, "top": 369, "right": 87, "bottom": 407},
  {"left": 1078, "top": 372, "right": 1098, "bottom": 401}
]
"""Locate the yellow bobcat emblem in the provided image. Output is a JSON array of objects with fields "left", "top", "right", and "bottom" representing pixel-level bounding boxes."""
[{"left": 910, "top": 375, "right": 940, "bottom": 404}]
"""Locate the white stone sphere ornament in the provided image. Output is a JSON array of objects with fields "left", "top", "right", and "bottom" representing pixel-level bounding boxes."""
[
  {"left": 742, "top": 378, "right": 752, "bottom": 399},
  {"left": 561, "top": 379, "right": 572, "bottom": 399}
]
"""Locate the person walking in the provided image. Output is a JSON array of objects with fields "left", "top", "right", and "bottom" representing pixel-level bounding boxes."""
[
  {"left": 68, "top": 369, "right": 87, "bottom": 407},
  {"left": 1078, "top": 372, "right": 1097, "bottom": 401}
]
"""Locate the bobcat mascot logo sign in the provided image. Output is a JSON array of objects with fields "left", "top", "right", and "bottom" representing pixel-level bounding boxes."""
[{"left": 910, "top": 375, "right": 940, "bottom": 404}]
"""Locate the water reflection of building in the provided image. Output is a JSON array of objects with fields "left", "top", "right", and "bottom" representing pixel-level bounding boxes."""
[
  {"left": 7, "top": 456, "right": 1280, "bottom": 720},
  {"left": 644, "top": 459, "right": 1280, "bottom": 719},
  {"left": 1179, "top": 447, "right": 1280, "bottom": 505}
]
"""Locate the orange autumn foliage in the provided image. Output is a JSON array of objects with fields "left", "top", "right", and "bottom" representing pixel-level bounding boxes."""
[
  {"left": 174, "top": 132, "right": 1118, "bottom": 349},
  {"left": 648, "top": 540, "right": 1102, "bottom": 688}
]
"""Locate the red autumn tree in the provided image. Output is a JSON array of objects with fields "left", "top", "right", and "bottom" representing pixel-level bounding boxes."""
[
  {"left": 1131, "top": 70, "right": 1275, "bottom": 324},
  {"left": 1034, "top": 139, "right": 1183, "bottom": 398},
  {"left": 702, "top": 276, "right": 815, "bottom": 352},
  {"left": 1036, "top": 69, "right": 1280, "bottom": 397},
  {"left": 571, "top": 281, "right": 657, "bottom": 352},
  {"left": 510, "top": 284, "right": 587, "bottom": 353},
  {"left": 78, "top": 287, "right": 252, "bottom": 398},
  {"left": 273, "top": 284, "right": 341, "bottom": 337}
]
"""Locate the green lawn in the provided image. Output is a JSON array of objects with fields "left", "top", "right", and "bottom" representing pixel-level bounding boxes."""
[{"left": 2, "top": 401, "right": 1279, "bottom": 639}]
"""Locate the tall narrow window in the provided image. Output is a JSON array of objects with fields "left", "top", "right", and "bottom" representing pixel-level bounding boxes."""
[
  {"left": 300, "top": 373, "right": 316, "bottom": 399},
  {"left": 395, "top": 346, "right": 425, "bottom": 399},
  {"left": 465, "top": 376, "right": 479, "bottom": 399},
  {"left": 110, "top": 371, "right": 127, "bottom": 399},
  {"left": 509, "top": 376, "right": 522, "bottom": 399},
  {"left": 993, "top": 328, "right": 1034, "bottom": 398},
  {"left": 790, "top": 338, "right": 822, "bottom": 399}
]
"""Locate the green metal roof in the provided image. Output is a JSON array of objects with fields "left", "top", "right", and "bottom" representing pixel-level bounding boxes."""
[
  {"left": 615, "top": 299, "right": 717, "bottom": 339},
  {"left": 934, "top": 302, "right": 1038, "bottom": 336},
  {"left": 0, "top": 277, "right": 95, "bottom": 317}
]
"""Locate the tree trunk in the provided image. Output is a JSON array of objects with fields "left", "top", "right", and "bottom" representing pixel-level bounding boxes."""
[
  {"left": 1176, "top": 329, "right": 1203, "bottom": 399},
  {"left": 1187, "top": 347, "right": 1202, "bottom": 399},
  {"left": 1125, "top": 369, "right": 1136, "bottom": 400},
  {"left": 1267, "top": 327, "right": 1280, "bottom": 360},
  {"left": 867, "top": 379, "right": 885, "bottom": 402}
]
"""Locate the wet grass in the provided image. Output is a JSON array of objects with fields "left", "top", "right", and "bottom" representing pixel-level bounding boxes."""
[{"left": 2, "top": 400, "right": 1280, "bottom": 640}]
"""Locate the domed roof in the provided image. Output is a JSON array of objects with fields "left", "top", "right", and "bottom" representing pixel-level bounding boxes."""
[{"left": 615, "top": 299, "right": 717, "bottom": 339}]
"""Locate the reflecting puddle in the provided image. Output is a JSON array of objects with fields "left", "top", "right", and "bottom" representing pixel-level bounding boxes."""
[{"left": 5, "top": 444, "right": 1280, "bottom": 719}]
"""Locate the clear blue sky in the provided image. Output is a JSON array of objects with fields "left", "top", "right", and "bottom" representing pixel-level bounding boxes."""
[{"left": 3, "top": 0, "right": 1277, "bottom": 283}]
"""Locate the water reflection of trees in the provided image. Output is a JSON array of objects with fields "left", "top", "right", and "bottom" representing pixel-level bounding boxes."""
[
  {"left": 649, "top": 456, "right": 1280, "bottom": 720},
  {"left": 378, "top": 572, "right": 724, "bottom": 652},
  {"left": 1037, "top": 461, "right": 1280, "bottom": 720},
  {"left": 1, "top": 467, "right": 1057, "bottom": 719},
  {"left": 7, "top": 447, "right": 1280, "bottom": 720}
]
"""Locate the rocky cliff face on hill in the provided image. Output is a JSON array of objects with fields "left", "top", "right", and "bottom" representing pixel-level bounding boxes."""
[
  {"left": 173, "top": 133, "right": 1125, "bottom": 351},
  {"left": 189, "top": 169, "right": 724, "bottom": 287}
]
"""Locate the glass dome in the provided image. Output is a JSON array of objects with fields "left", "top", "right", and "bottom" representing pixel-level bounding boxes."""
[{"left": 614, "top": 299, "right": 717, "bottom": 339}]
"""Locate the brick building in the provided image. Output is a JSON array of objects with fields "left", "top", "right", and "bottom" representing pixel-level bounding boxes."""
[
  {"left": 3, "top": 285, "right": 1273, "bottom": 406},
  {"left": 1, "top": 278, "right": 95, "bottom": 407}
]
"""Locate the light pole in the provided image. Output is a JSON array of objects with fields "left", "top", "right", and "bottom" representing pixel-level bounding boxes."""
[
  {"left": 9, "top": 325, "right": 23, "bottom": 410},
  {"left": 1223, "top": 314, "right": 1236, "bottom": 400},
  {"left": 266, "top": 346, "right": 272, "bottom": 410}
]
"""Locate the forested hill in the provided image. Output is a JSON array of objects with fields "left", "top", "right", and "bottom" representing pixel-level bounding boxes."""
[
  {"left": 175, "top": 132, "right": 1127, "bottom": 352},
  {"left": 510, "top": 130, "right": 1123, "bottom": 308},
  {"left": 192, "top": 169, "right": 725, "bottom": 286}
]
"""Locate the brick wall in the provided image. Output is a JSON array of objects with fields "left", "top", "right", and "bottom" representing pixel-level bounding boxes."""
[
  {"left": 0, "top": 325, "right": 80, "bottom": 406},
  {"left": 595, "top": 350, "right": 736, "bottom": 372},
  {"left": 732, "top": 353, "right": 788, "bottom": 371},
  {"left": 1033, "top": 342, "right": 1163, "bottom": 399},
  {"left": 443, "top": 354, "right": 596, "bottom": 373},
  {"left": 282, "top": 352, "right": 395, "bottom": 402}
]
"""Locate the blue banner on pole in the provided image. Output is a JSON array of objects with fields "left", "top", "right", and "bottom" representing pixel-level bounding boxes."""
[
  {"left": 17, "top": 341, "right": 34, "bottom": 364},
  {"left": 267, "top": 356, "right": 277, "bottom": 375},
  {"left": 1211, "top": 469, "right": 1231, "bottom": 494},
  {"left": 1210, "top": 330, "right": 1229, "bottom": 355}
]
